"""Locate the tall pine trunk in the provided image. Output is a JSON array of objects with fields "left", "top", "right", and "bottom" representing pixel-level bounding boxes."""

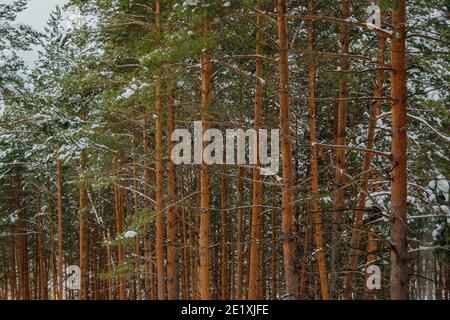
[
  {"left": 248, "top": 12, "right": 264, "bottom": 301},
  {"left": 331, "top": 1, "right": 350, "bottom": 297},
  {"left": 154, "top": 0, "right": 166, "bottom": 301},
  {"left": 167, "top": 79, "right": 178, "bottom": 300},
  {"left": 390, "top": 0, "right": 408, "bottom": 300},
  {"left": 79, "top": 112, "right": 89, "bottom": 300},
  {"left": 277, "top": 0, "right": 299, "bottom": 299},
  {"left": 56, "top": 148, "right": 64, "bottom": 299},
  {"left": 306, "top": 0, "right": 330, "bottom": 300},
  {"left": 46, "top": 164, "right": 58, "bottom": 299}
]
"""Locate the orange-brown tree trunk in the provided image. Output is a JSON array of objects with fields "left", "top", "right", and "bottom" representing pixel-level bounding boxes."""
[
  {"left": 35, "top": 185, "right": 48, "bottom": 300},
  {"left": 307, "top": 0, "right": 330, "bottom": 300},
  {"left": 79, "top": 145, "right": 89, "bottom": 300},
  {"left": 199, "top": 20, "right": 213, "bottom": 300},
  {"left": 248, "top": 12, "right": 264, "bottom": 301},
  {"left": 390, "top": 0, "right": 408, "bottom": 300},
  {"left": 167, "top": 80, "right": 178, "bottom": 300},
  {"left": 343, "top": 8, "right": 386, "bottom": 299},
  {"left": 46, "top": 164, "right": 58, "bottom": 299},
  {"left": 154, "top": 0, "right": 166, "bottom": 301},
  {"left": 14, "top": 172, "right": 30, "bottom": 300},
  {"left": 79, "top": 112, "right": 89, "bottom": 300},
  {"left": 235, "top": 167, "right": 244, "bottom": 299},
  {"left": 331, "top": 0, "right": 350, "bottom": 297},
  {"left": 277, "top": 0, "right": 299, "bottom": 299},
  {"left": 220, "top": 174, "right": 229, "bottom": 300},
  {"left": 131, "top": 113, "right": 142, "bottom": 300},
  {"left": 114, "top": 158, "right": 126, "bottom": 300},
  {"left": 142, "top": 113, "right": 153, "bottom": 299},
  {"left": 56, "top": 148, "right": 64, "bottom": 299}
]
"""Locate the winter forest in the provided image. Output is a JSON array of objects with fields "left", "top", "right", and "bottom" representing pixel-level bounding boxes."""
[{"left": 0, "top": 0, "right": 448, "bottom": 301}]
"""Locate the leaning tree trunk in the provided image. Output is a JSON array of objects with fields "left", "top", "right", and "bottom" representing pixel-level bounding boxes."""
[{"left": 343, "top": 6, "right": 386, "bottom": 299}]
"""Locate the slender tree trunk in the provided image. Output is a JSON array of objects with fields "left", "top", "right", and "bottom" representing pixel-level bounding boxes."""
[
  {"left": 299, "top": 219, "right": 310, "bottom": 300},
  {"left": 180, "top": 173, "right": 189, "bottom": 299},
  {"left": 56, "top": 148, "right": 64, "bottom": 299},
  {"left": 79, "top": 112, "right": 89, "bottom": 300},
  {"left": 154, "top": 0, "right": 166, "bottom": 301},
  {"left": 277, "top": 0, "right": 299, "bottom": 299},
  {"left": 142, "top": 113, "right": 153, "bottom": 299},
  {"left": 199, "top": 20, "right": 213, "bottom": 300},
  {"left": 131, "top": 114, "right": 142, "bottom": 300},
  {"left": 390, "top": 0, "right": 408, "bottom": 300},
  {"left": 248, "top": 12, "right": 264, "bottom": 301},
  {"left": 220, "top": 174, "right": 229, "bottom": 300},
  {"left": 106, "top": 231, "right": 113, "bottom": 300},
  {"left": 331, "top": 0, "right": 350, "bottom": 298},
  {"left": 46, "top": 164, "right": 58, "bottom": 299},
  {"left": 92, "top": 222, "right": 100, "bottom": 300},
  {"left": 236, "top": 167, "right": 244, "bottom": 299},
  {"left": 10, "top": 232, "right": 16, "bottom": 300},
  {"left": 307, "top": 0, "right": 330, "bottom": 300},
  {"left": 35, "top": 185, "right": 48, "bottom": 300},
  {"left": 343, "top": 8, "right": 386, "bottom": 299},
  {"left": 14, "top": 172, "right": 30, "bottom": 300},
  {"left": 271, "top": 193, "right": 278, "bottom": 300},
  {"left": 114, "top": 158, "right": 126, "bottom": 300},
  {"left": 167, "top": 79, "right": 178, "bottom": 300}
]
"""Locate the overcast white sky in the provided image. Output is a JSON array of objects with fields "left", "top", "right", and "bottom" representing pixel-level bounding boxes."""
[
  {"left": 16, "top": 0, "right": 69, "bottom": 31},
  {"left": 13, "top": 0, "right": 69, "bottom": 64}
]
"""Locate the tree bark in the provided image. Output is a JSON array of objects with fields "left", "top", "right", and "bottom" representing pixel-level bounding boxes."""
[
  {"left": 307, "top": 0, "right": 330, "bottom": 300},
  {"left": 390, "top": 0, "right": 409, "bottom": 300},
  {"left": 79, "top": 111, "right": 89, "bottom": 300},
  {"left": 331, "top": 0, "right": 350, "bottom": 297},
  {"left": 56, "top": 147, "right": 64, "bottom": 300},
  {"left": 277, "top": 0, "right": 299, "bottom": 299},
  {"left": 343, "top": 8, "right": 386, "bottom": 299},
  {"left": 248, "top": 12, "right": 264, "bottom": 301},
  {"left": 199, "top": 19, "right": 213, "bottom": 300},
  {"left": 167, "top": 79, "right": 179, "bottom": 300},
  {"left": 46, "top": 164, "right": 58, "bottom": 299},
  {"left": 236, "top": 167, "right": 244, "bottom": 299}
]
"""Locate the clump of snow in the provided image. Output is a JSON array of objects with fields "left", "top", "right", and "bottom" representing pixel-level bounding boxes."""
[
  {"left": 124, "top": 231, "right": 137, "bottom": 239},
  {"left": 183, "top": 0, "right": 199, "bottom": 7},
  {"left": 321, "top": 196, "right": 332, "bottom": 204},
  {"left": 428, "top": 174, "right": 449, "bottom": 201},
  {"left": 432, "top": 224, "right": 443, "bottom": 241},
  {"left": 436, "top": 174, "right": 449, "bottom": 194},
  {"left": 116, "top": 78, "right": 149, "bottom": 101},
  {"left": 0, "top": 100, "right": 5, "bottom": 118}
]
